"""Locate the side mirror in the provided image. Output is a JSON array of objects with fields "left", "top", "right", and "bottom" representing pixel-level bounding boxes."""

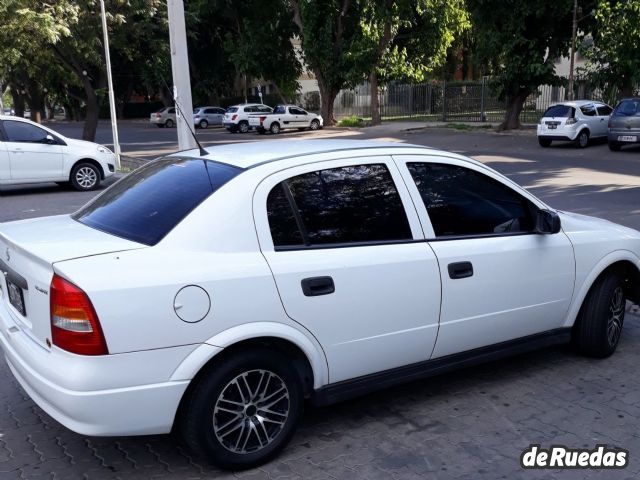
[
  {"left": 535, "top": 209, "right": 561, "bottom": 234},
  {"left": 45, "top": 134, "right": 56, "bottom": 144}
]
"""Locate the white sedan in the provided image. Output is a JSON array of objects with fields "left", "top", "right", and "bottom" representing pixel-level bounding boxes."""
[
  {"left": 0, "top": 140, "right": 638, "bottom": 470},
  {"left": 0, "top": 116, "right": 116, "bottom": 190}
]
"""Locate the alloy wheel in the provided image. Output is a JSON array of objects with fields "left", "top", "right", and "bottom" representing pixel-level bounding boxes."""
[
  {"left": 213, "top": 369, "right": 290, "bottom": 455},
  {"left": 607, "top": 286, "right": 625, "bottom": 347},
  {"left": 75, "top": 167, "right": 97, "bottom": 189}
]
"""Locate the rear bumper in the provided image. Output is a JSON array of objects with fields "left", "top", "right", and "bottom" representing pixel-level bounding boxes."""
[
  {"left": 0, "top": 301, "right": 194, "bottom": 436},
  {"left": 538, "top": 134, "right": 573, "bottom": 142},
  {"left": 608, "top": 131, "right": 640, "bottom": 144},
  {"left": 537, "top": 124, "right": 579, "bottom": 141}
]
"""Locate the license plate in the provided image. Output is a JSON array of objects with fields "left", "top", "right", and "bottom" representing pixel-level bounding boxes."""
[
  {"left": 547, "top": 124, "right": 557, "bottom": 130},
  {"left": 618, "top": 135, "right": 637, "bottom": 142},
  {"left": 7, "top": 280, "right": 26, "bottom": 316},
  {"left": 249, "top": 118, "right": 260, "bottom": 125}
]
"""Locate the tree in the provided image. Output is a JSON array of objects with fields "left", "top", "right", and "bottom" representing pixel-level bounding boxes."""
[
  {"left": 467, "top": 0, "right": 590, "bottom": 130},
  {"left": 354, "top": 0, "right": 468, "bottom": 125},
  {"left": 581, "top": 0, "right": 640, "bottom": 99},
  {"left": 290, "top": 0, "right": 363, "bottom": 124}
]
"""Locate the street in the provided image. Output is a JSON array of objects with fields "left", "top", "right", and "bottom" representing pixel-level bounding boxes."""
[{"left": 1, "top": 123, "right": 640, "bottom": 479}]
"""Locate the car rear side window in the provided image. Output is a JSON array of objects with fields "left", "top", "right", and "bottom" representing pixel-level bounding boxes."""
[
  {"left": 579, "top": 104, "right": 596, "bottom": 116},
  {"left": 543, "top": 105, "right": 574, "bottom": 118},
  {"left": 74, "top": 158, "right": 241, "bottom": 246},
  {"left": 407, "top": 162, "right": 535, "bottom": 238},
  {"left": 614, "top": 100, "right": 640, "bottom": 116},
  {"left": 226, "top": 107, "right": 238, "bottom": 113},
  {"left": 266, "top": 164, "right": 412, "bottom": 248}
]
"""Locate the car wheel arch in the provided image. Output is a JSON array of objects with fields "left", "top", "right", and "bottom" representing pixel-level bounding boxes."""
[
  {"left": 170, "top": 323, "right": 329, "bottom": 390},
  {"left": 70, "top": 158, "right": 105, "bottom": 180},
  {"left": 564, "top": 253, "right": 640, "bottom": 329}
]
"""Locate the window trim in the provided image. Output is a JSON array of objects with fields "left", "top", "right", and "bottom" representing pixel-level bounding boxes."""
[{"left": 254, "top": 156, "right": 425, "bottom": 252}]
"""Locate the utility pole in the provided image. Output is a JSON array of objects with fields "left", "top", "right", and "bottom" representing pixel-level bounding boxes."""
[
  {"left": 167, "top": 0, "right": 197, "bottom": 150},
  {"left": 567, "top": 0, "right": 578, "bottom": 101},
  {"left": 99, "top": 0, "right": 121, "bottom": 169}
]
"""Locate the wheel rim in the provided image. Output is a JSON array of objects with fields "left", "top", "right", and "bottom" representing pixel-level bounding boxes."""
[
  {"left": 167, "top": 120, "right": 173, "bottom": 128},
  {"left": 75, "top": 167, "right": 97, "bottom": 189},
  {"left": 213, "top": 369, "right": 290, "bottom": 455},
  {"left": 579, "top": 132, "right": 588, "bottom": 147},
  {"left": 240, "top": 123, "right": 248, "bottom": 133},
  {"left": 310, "top": 120, "right": 319, "bottom": 130},
  {"left": 607, "top": 286, "right": 625, "bottom": 347},
  {"left": 272, "top": 125, "right": 280, "bottom": 134},
  {"left": 201, "top": 121, "right": 207, "bottom": 129}
]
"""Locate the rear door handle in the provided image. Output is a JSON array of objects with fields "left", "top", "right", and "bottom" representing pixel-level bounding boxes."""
[
  {"left": 448, "top": 261, "right": 473, "bottom": 279},
  {"left": 301, "top": 276, "right": 335, "bottom": 296}
]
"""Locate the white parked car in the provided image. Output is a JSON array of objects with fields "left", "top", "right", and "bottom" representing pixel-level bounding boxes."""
[
  {"left": 150, "top": 106, "right": 177, "bottom": 128},
  {"left": 0, "top": 140, "right": 638, "bottom": 470},
  {"left": 0, "top": 115, "right": 116, "bottom": 191},
  {"left": 223, "top": 104, "right": 272, "bottom": 133},
  {"left": 249, "top": 104, "right": 323, "bottom": 134},
  {"left": 537, "top": 100, "right": 613, "bottom": 148}
]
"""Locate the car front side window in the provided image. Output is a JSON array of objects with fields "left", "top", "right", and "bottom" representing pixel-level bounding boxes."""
[
  {"left": 407, "top": 162, "right": 536, "bottom": 238},
  {"left": 3, "top": 121, "right": 49, "bottom": 143},
  {"left": 266, "top": 163, "right": 412, "bottom": 248}
]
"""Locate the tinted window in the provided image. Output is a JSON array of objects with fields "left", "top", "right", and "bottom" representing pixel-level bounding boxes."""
[
  {"left": 244, "top": 106, "right": 257, "bottom": 113},
  {"left": 168, "top": 108, "right": 175, "bottom": 114},
  {"left": 204, "top": 108, "right": 216, "bottom": 114},
  {"left": 614, "top": 100, "right": 640, "bottom": 117},
  {"left": 274, "top": 105, "right": 286, "bottom": 114},
  {"left": 193, "top": 108, "right": 201, "bottom": 114},
  {"left": 579, "top": 104, "right": 596, "bottom": 116},
  {"left": 215, "top": 108, "right": 226, "bottom": 114},
  {"left": 3, "top": 121, "right": 48, "bottom": 142},
  {"left": 543, "top": 105, "right": 574, "bottom": 118},
  {"left": 267, "top": 164, "right": 412, "bottom": 247},
  {"left": 266, "top": 184, "right": 304, "bottom": 247},
  {"left": 407, "top": 163, "right": 535, "bottom": 237},
  {"left": 257, "top": 106, "right": 272, "bottom": 113},
  {"left": 226, "top": 107, "right": 238, "bottom": 113},
  {"left": 596, "top": 105, "right": 613, "bottom": 116},
  {"left": 290, "top": 107, "right": 306, "bottom": 115},
  {"left": 74, "top": 158, "right": 240, "bottom": 246}
]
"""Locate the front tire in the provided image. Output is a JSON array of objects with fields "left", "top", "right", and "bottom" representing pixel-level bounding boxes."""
[
  {"left": 179, "top": 349, "right": 303, "bottom": 470},
  {"left": 165, "top": 119, "right": 175, "bottom": 128},
  {"left": 538, "top": 137, "right": 552, "bottom": 147},
  {"left": 574, "top": 273, "right": 626, "bottom": 358},
  {"left": 310, "top": 119, "right": 320, "bottom": 131},
  {"left": 199, "top": 120, "right": 209, "bottom": 129},
  {"left": 575, "top": 130, "right": 589, "bottom": 148},
  {"left": 70, "top": 162, "right": 101, "bottom": 191}
]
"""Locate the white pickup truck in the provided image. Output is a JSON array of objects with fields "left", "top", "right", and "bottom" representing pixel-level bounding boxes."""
[{"left": 249, "top": 104, "right": 323, "bottom": 134}]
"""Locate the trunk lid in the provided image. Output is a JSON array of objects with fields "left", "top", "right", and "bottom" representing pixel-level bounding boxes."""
[{"left": 0, "top": 215, "right": 145, "bottom": 348}]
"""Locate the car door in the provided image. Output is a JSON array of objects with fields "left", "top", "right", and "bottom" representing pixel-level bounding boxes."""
[
  {"left": 1, "top": 120, "right": 64, "bottom": 181},
  {"left": 394, "top": 155, "right": 575, "bottom": 358},
  {"left": 289, "top": 107, "right": 307, "bottom": 127},
  {"left": 254, "top": 157, "right": 442, "bottom": 383},
  {"left": 579, "top": 103, "right": 602, "bottom": 136},
  {"left": 213, "top": 108, "right": 225, "bottom": 125},
  {"left": 595, "top": 104, "right": 613, "bottom": 137}
]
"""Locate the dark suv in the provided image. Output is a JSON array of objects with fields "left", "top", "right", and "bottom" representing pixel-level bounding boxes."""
[{"left": 608, "top": 98, "right": 640, "bottom": 151}]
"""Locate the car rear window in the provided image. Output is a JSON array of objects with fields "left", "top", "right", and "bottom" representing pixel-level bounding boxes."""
[
  {"left": 226, "top": 107, "right": 238, "bottom": 113},
  {"left": 543, "top": 105, "right": 574, "bottom": 118},
  {"left": 73, "top": 158, "right": 241, "bottom": 246},
  {"left": 613, "top": 100, "right": 640, "bottom": 116}
]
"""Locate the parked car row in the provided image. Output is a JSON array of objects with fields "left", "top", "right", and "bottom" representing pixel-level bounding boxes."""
[
  {"left": 150, "top": 103, "right": 323, "bottom": 135},
  {"left": 537, "top": 98, "right": 640, "bottom": 151}
]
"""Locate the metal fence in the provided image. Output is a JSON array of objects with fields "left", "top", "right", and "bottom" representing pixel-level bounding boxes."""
[{"left": 307, "top": 78, "right": 611, "bottom": 124}]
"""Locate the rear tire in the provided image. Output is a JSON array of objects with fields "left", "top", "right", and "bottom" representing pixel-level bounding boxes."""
[
  {"left": 199, "top": 120, "right": 209, "bottom": 129},
  {"left": 165, "top": 119, "right": 175, "bottom": 128},
  {"left": 270, "top": 122, "right": 281, "bottom": 134},
  {"left": 538, "top": 137, "right": 552, "bottom": 147},
  {"left": 238, "top": 121, "right": 250, "bottom": 134},
  {"left": 575, "top": 130, "right": 589, "bottom": 148},
  {"left": 70, "top": 162, "right": 101, "bottom": 191},
  {"left": 608, "top": 141, "right": 622, "bottom": 152},
  {"left": 574, "top": 273, "right": 625, "bottom": 358},
  {"left": 178, "top": 348, "right": 303, "bottom": 470}
]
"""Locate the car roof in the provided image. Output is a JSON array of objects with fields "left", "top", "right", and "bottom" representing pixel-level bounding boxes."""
[
  {"left": 548, "top": 100, "right": 603, "bottom": 108},
  {"left": 174, "top": 140, "right": 437, "bottom": 169}
]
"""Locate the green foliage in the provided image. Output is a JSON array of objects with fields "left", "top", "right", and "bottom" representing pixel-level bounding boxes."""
[
  {"left": 337, "top": 115, "right": 367, "bottom": 127},
  {"left": 580, "top": 0, "right": 640, "bottom": 97}
]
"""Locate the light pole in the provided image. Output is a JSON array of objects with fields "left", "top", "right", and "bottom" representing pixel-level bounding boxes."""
[
  {"left": 99, "top": 0, "right": 121, "bottom": 170},
  {"left": 567, "top": 0, "right": 578, "bottom": 100}
]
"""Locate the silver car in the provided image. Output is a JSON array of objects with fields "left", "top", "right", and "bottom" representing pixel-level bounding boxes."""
[
  {"left": 193, "top": 106, "right": 225, "bottom": 129},
  {"left": 608, "top": 98, "right": 640, "bottom": 151},
  {"left": 150, "top": 107, "right": 177, "bottom": 128}
]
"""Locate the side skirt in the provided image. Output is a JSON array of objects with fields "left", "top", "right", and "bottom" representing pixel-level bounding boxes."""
[{"left": 311, "top": 328, "right": 572, "bottom": 406}]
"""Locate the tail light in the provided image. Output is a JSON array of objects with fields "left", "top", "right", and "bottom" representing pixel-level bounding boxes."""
[
  {"left": 565, "top": 117, "right": 577, "bottom": 125},
  {"left": 232, "top": 114, "right": 238, "bottom": 121},
  {"left": 50, "top": 275, "right": 108, "bottom": 355},
  {"left": 155, "top": 113, "right": 161, "bottom": 118},
  {"left": 194, "top": 115, "right": 200, "bottom": 119},
  {"left": 259, "top": 116, "right": 267, "bottom": 124}
]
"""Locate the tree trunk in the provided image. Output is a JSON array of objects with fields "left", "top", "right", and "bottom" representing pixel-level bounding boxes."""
[
  {"left": 318, "top": 77, "right": 337, "bottom": 126},
  {"left": 82, "top": 78, "right": 99, "bottom": 141},
  {"left": 498, "top": 89, "right": 530, "bottom": 131},
  {"left": 11, "top": 88, "right": 25, "bottom": 118},
  {"left": 621, "top": 77, "right": 633, "bottom": 98},
  {"left": 370, "top": 70, "right": 381, "bottom": 126},
  {"left": 27, "top": 83, "right": 44, "bottom": 123}
]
